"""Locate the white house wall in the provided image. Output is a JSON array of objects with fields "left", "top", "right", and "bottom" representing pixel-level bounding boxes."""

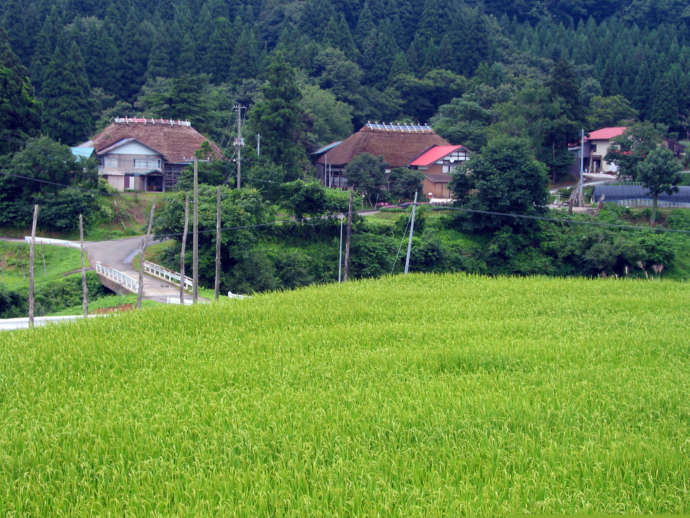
[
  {"left": 108, "top": 141, "right": 160, "bottom": 156},
  {"left": 589, "top": 140, "right": 619, "bottom": 173}
]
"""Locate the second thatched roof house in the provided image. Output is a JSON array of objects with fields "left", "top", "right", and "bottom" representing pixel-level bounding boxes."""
[{"left": 315, "top": 123, "right": 450, "bottom": 188}]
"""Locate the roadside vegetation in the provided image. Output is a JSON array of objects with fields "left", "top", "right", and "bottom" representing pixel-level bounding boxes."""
[
  {"left": 1, "top": 274, "right": 687, "bottom": 515},
  {"left": 0, "top": 241, "right": 111, "bottom": 317}
]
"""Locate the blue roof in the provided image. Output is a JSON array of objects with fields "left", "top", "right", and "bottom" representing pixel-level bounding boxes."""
[
  {"left": 71, "top": 146, "right": 94, "bottom": 160},
  {"left": 312, "top": 141, "right": 342, "bottom": 156}
]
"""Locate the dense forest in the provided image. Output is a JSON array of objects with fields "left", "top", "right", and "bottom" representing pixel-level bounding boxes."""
[{"left": 3, "top": 0, "right": 690, "bottom": 164}]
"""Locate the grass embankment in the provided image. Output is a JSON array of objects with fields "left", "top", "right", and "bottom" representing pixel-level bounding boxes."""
[
  {"left": 1, "top": 274, "right": 688, "bottom": 516},
  {"left": 0, "top": 192, "right": 155, "bottom": 241},
  {"left": 51, "top": 294, "right": 159, "bottom": 315},
  {"left": 0, "top": 241, "right": 86, "bottom": 290}
]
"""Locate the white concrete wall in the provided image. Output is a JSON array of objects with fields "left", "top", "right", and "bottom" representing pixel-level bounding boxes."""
[
  {"left": 590, "top": 140, "right": 619, "bottom": 173},
  {"left": 109, "top": 141, "right": 159, "bottom": 155},
  {"left": 105, "top": 174, "right": 125, "bottom": 191}
]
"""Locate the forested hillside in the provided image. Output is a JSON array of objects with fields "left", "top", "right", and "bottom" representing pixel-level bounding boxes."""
[{"left": 3, "top": 0, "right": 690, "bottom": 167}]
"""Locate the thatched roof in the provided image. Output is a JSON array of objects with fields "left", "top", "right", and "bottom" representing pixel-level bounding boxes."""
[
  {"left": 317, "top": 123, "right": 449, "bottom": 168},
  {"left": 88, "top": 118, "right": 223, "bottom": 163}
]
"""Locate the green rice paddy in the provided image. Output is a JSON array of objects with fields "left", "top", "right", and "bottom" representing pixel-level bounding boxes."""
[{"left": 0, "top": 274, "right": 688, "bottom": 516}]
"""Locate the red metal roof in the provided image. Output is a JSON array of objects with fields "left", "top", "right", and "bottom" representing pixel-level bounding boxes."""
[
  {"left": 409, "top": 145, "right": 465, "bottom": 167},
  {"left": 586, "top": 127, "right": 627, "bottom": 141}
]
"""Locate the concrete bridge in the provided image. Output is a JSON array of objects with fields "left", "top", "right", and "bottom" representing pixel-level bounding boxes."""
[{"left": 85, "top": 236, "right": 197, "bottom": 304}]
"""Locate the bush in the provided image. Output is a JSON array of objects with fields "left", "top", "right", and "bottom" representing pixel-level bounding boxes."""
[{"left": 0, "top": 286, "right": 25, "bottom": 318}]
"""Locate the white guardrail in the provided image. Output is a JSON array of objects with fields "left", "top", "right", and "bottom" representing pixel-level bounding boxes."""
[
  {"left": 143, "top": 261, "right": 193, "bottom": 291},
  {"left": 24, "top": 236, "right": 81, "bottom": 249},
  {"left": 95, "top": 262, "right": 139, "bottom": 293}
]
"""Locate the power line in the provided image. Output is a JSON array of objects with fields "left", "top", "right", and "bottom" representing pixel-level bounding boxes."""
[
  {"left": 4, "top": 168, "right": 688, "bottom": 235},
  {"left": 0, "top": 171, "right": 108, "bottom": 195}
]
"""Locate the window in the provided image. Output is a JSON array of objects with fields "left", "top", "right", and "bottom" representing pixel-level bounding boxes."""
[
  {"left": 134, "top": 158, "right": 161, "bottom": 169},
  {"left": 590, "top": 144, "right": 597, "bottom": 152},
  {"left": 104, "top": 157, "right": 118, "bottom": 168}
]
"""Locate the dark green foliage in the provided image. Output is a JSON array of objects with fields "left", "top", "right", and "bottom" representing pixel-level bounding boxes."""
[
  {"left": 343, "top": 153, "right": 387, "bottom": 207},
  {"left": 247, "top": 56, "right": 308, "bottom": 180},
  {"left": 273, "top": 249, "right": 315, "bottom": 290},
  {"left": 280, "top": 180, "right": 350, "bottom": 220},
  {"left": 37, "top": 187, "right": 100, "bottom": 232},
  {"left": 81, "top": 20, "right": 120, "bottom": 94},
  {"left": 636, "top": 147, "right": 683, "bottom": 225},
  {"left": 0, "top": 285, "right": 24, "bottom": 318},
  {"left": 431, "top": 97, "right": 493, "bottom": 151},
  {"left": 41, "top": 38, "right": 93, "bottom": 145},
  {"left": 206, "top": 16, "right": 235, "bottom": 83},
  {"left": 450, "top": 136, "right": 549, "bottom": 234},
  {"left": 135, "top": 74, "right": 217, "bottom": 134},
  {"left": 299, "top": 83, "right": 353, "bottom": 149},
  {"left": 0, "top": 272, "right": 110, "bottom": 318},
  {"left": 154, "top": 186, "right": 273, "bottom": 293},
  {"left": 0, "top": 28, "right": 41, "bottom": 156},
  {"left": 605, "top": 122, "right": 664, "bottom": 179},
  {"left": 118, "top": 18, "right": 153, "bottom": 101},
  {"left": 34, "top": 272, "right": 109, "bottom": 316},
  {"left": 587, "top": 95, "right": 638, "bottom": 129},
  {"left": 0, "top": 137, "right": 99, "bottom": 230},
  {"left": 30, "top": 7, "right": 61, "bottom": 95},
  {"left": 230, "top": 26, "right": 260, "bottom": 81},
  {"left": 393, "top": 70, "right": 466, "bottom": 122},
  {"left": 388, "top": 168, "right": 425, "bottom": 201},
  {"left": 176, "top": 161, "right": 231, "bottom": 190}
]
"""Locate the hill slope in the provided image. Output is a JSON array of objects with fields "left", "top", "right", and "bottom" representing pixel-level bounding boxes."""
[{"left": 1, "top": 274, "right": 688, "bottom": 516}]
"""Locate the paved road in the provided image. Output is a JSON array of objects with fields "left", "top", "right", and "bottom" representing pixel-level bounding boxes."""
[{"left": 85, "top": 237, "right": 195, "bottom": 303}]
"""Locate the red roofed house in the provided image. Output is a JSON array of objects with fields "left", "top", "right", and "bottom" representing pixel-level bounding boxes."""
[
  {"left": 82, "top": 117, "right": 223, "bottom": 192},
  {"left": 583, "top": 126, "right": 626, "bottom": 174},
  {"left": 409, "top": 145, "right": 470, "bottom": 199},
  {"left": 315, "top": 123, "right": 450, "bottom": 189}
]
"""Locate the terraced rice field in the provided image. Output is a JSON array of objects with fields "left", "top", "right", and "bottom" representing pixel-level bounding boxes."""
[{"left": 0, "top": 274, "right": 688, "bottom": 516}]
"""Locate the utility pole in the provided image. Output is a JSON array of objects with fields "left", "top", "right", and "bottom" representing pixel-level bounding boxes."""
[
  {"left": 234, "top": 105, "right": 245, "bottom": 188},
  {"left": 324, "top": 154, "right": 328, "bottom": 186},
  {"left": 79, "top": 214, "right": 88, "bottom": 318},
  {"left": 180, "top": 194, "right": 189, "bottom": 305},
  {"left": 214, "top": 186, "right": 222, "bottom": 301},
  {"left": 137, "top": 199, "right": 156, "bottom": 309},
  {"left": 338, "top": 215, "right": 344, "bottom": 283},
  {"left": 343, "top": 188, "right": 353, "bottom": 281},
  {"left": 28, "top": 204, "right": 38, "bottom": 329},
  {"left": 256, "top": 133, "right": 261, "bottom": 157},
  {"left": 404, "top": 191, "right": 418, "bottom": 276},
  {"left": 193, "top": 159, "right": 199, "bottom": 303},
  {"left": 578, "top": 128, "right": 585, "bottom": 206}
]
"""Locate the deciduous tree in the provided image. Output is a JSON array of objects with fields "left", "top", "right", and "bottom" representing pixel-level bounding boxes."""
[{"left": 636, "top": 147, "right": 683, "bottom": 226}]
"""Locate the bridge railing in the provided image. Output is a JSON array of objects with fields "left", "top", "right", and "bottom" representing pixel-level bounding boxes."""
[
  {"left": 143, "top": 261, "right": 193, "bottom": 291},
  {"left": 95, "top": 262, "right": 139, "bottom": 293}
]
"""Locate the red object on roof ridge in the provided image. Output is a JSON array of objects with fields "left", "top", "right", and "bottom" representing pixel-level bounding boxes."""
[
  {"left": 586, "top": 127, "right": 627, "bottom": 141},
  {"left": 409, "top": 145, "right": 465, "bottom": 167}
]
